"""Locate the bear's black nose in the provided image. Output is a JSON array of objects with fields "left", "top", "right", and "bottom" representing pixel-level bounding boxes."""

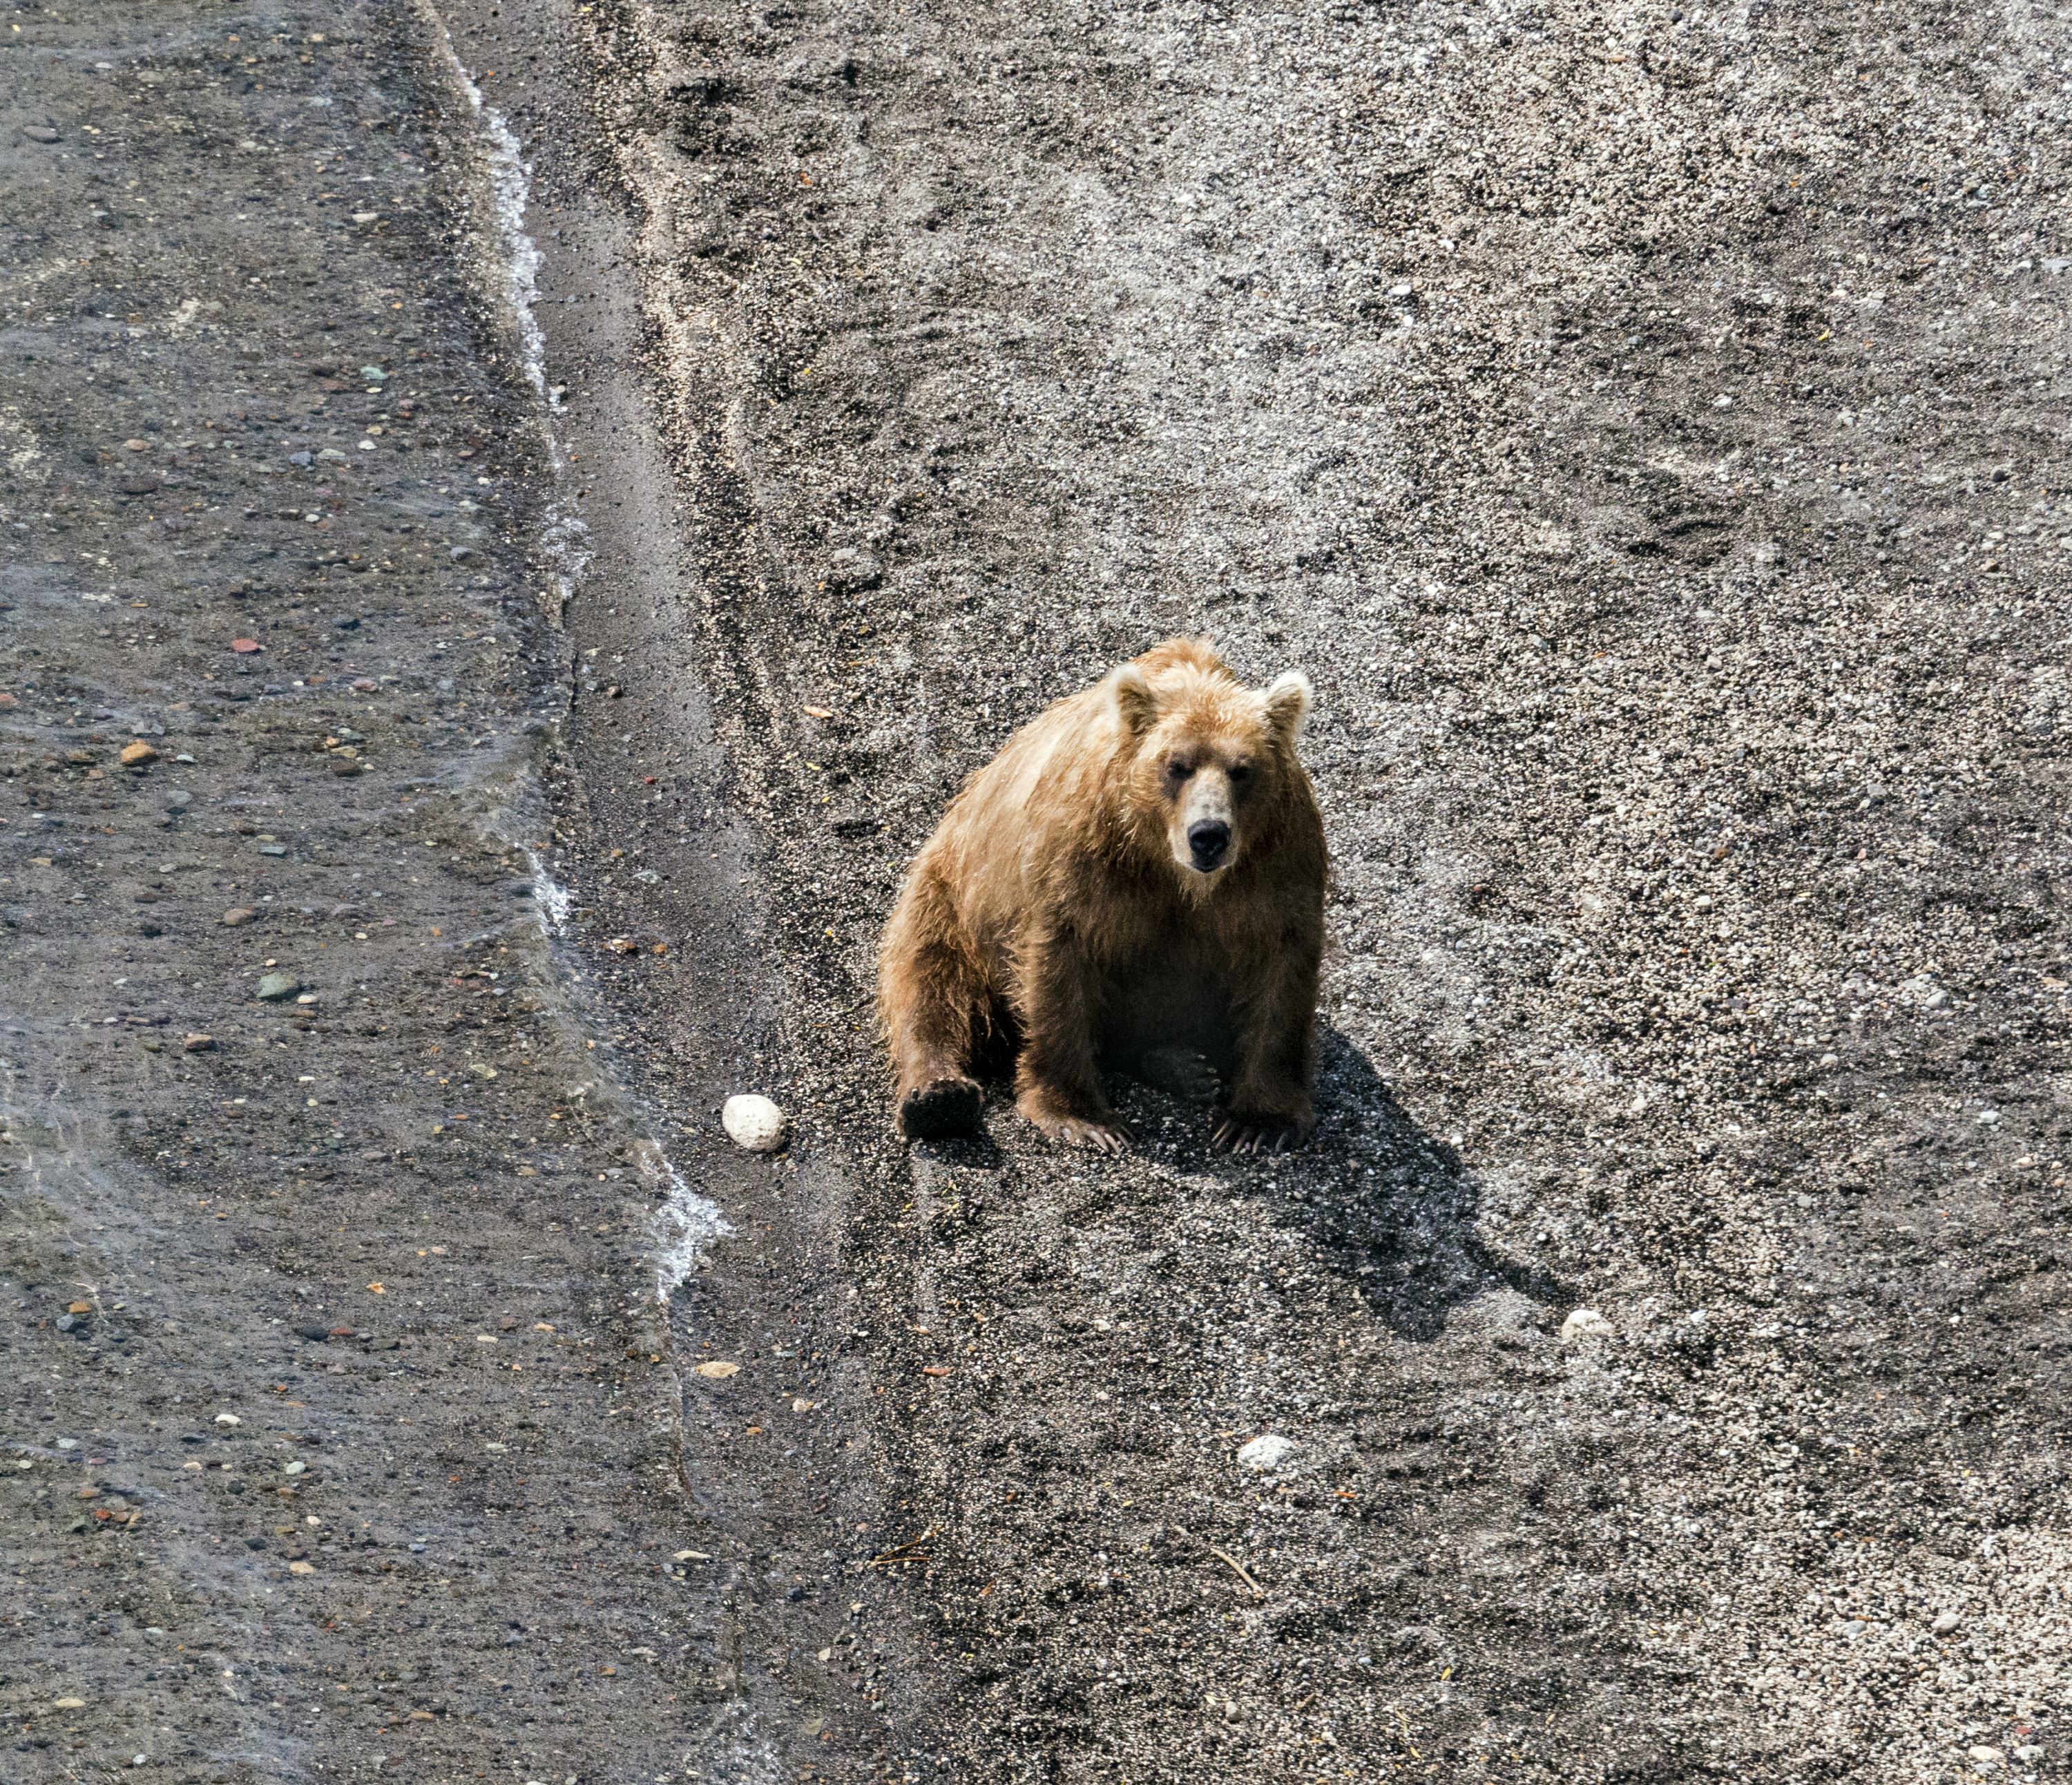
[{"left": 1187, "top": 821, "right": 1231, "bottom": 870}]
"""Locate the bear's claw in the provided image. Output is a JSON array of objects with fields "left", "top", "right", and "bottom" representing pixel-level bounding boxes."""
[
  {"left": 1042, "top": 1116, "right": 1133, "bottom": 1153},
  {"left": 899, "top": 1076, "right": 984, "bottom": 1140},
  {"left": 1211, "top": 1114, "right": 1307, "bottom": 1154}
]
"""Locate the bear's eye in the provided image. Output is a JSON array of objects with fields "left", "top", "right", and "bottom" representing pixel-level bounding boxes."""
[
  {"left": 1228, "top": 762, "right": 1253, "bottom": 785},
  {"left": 1165, "top": 758, "right": 1195, "bottom": 783}
]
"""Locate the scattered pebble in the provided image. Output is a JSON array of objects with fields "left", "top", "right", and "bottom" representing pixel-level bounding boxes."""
[
  {"left": 119, "top": 740, "right": 158, "bottom": 767},
  {"left": 693, "top": 1360, "right": 740, "bottom": 1380},
  {"left": 1560, "top": 1308, "right": 1614, "bottom": 1344},
  {"left": 182, "top": 1033, "right": 215, "bottom": 1052},
  {"left": 256, "top": 972, "right": 301, "bottom": 1001},
  {"left": 1932, "top": 1609, "right": 1963, "bottom": 1634},
  {"left": 721, "top": 1093, "right": 788, "bottom": 1152},
  {"left": 222, "top": 907, "right": 256, "bottom": 926},
  {"left": 1236, "top": 1434, "right": 1299, "bottom": 1473},
  {"left": 824, "top": 546, "right": 883, "bottom": 593}
]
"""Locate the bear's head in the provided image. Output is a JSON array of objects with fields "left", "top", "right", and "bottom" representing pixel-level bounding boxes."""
[{"left": 1111, "top": 645, "right": 1312, "bottom": 886}]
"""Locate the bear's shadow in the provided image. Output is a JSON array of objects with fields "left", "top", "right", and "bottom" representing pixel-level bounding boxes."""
[
  {"left": 1121, "top": 1022, "right": 1570, "bottom": 1340},
  {"left": 918, "top": 1022, "right": 1568, "bottom": 1339}
]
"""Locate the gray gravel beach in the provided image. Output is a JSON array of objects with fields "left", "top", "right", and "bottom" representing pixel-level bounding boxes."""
[{"left": 3, "top": 0, "right": 2066, "bottom": 1779}]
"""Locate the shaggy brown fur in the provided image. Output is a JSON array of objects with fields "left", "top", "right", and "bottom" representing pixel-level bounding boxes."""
[{"left": 878, "top": 638, "right": 1327, "bottom": 1152}]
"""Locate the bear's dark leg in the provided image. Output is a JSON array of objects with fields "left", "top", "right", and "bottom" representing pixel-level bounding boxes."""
[
  {"left": 1102, "top": 957, "right": 1225, "bottom": 1106},
  {"left": 1215, "top": 938, "right": 1319, "bottom": 1154},
  {"left": 879, "top": 867, "right": 986, "bottom": 1140},
  {"left": 1013, "top": 926, "right": 1131, "bottom": 1152}
]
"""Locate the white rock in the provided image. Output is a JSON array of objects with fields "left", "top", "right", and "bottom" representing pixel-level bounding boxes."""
[
  {"left": 213, "top": 1413, "right": 241, "bottom": 1426},
  {"left": 1967, "top": 1746, "right": 2004, "bottom": 1766},
  {"left": 1236, "top": 1434, "right": 1299, "bottom": 1473},
  {"left": 1932, "top": 1609, "right": 1962, "bottom": 1634},
  {"left": 1560, "top": 1308, "right": 1614, "bottom": 1344},
  {"left": 2014, "top": 1746, "right": 2044, "bottom": 1764},
  {"left": 721, "top": 1094, "right": 788, "bottom": 1152}
]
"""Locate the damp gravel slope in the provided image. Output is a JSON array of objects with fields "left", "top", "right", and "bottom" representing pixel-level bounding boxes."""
[{"left": 567, "top": 0, "right": 2072, "bottom": 1779}]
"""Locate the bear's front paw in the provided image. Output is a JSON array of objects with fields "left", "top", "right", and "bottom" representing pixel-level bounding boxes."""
[
  {"left": 1044, "top": 1116, "right": 1135, "bottom": 1154},
  {"left": 898, "top": 1076, "right": 984, "bottom": 1141},
  {"left": 1211, "top": 1109, "right": 1312, "bottom": 1155},
  {"left": 1018, "top": 1095, "right": 1133, "bottom": 1154}
]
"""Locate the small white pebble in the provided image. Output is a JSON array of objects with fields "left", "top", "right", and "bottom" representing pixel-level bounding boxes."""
[
  {"left": 1560, "top": 1308, "right": 1614, "bottom": 1344},
  {"left": 1236, "top": 1434, "right": 1299, "bottom": 1473},
  {"left": 1932, "top": 1609, "right": 1962, "bottom": 1634},
  {"left": 213, "top": 1413, "right": 240, "bottom": 1426},
  {"left": 722, "top": 1094, "right": 788, "bottom": 1152}
]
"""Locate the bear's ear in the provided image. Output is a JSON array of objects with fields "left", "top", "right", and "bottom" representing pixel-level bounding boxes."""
[
  {"left": 1263, "top": 671, "right": 1312, "bottom": 741},
  {"left": 1111, "top": 664, "right": 1158, "bottom": 737}
]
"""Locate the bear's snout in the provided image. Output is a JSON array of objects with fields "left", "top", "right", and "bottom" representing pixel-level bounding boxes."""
[{"left": 1187, "top": 819, "right": 1231, "bottom": 872}]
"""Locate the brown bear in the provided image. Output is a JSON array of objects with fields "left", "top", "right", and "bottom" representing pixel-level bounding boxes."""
[{"left": 877, "top": 637, "right": 1326, "bottom": 1153}]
